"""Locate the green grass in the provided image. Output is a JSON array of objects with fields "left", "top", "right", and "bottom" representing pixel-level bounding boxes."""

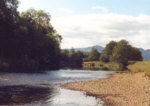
[
  {"left": 83, "top": 61, "right": 123, "bottom": 71},
  {"left": 127, "top": 60, "right": 150, "bottom": 77}
]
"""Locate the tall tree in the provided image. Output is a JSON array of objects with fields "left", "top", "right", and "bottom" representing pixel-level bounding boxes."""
[
  {"left": 0, "top": 1, "right": 62, "bottom": 72},
  {"left": 20, "top": 9, "right": 61, "bottom": 70},
  {"left": 110, "top": 40, "right": 142, "bottom": 66},
  {"left": 68, "top": 48, "right": 77, "bottom": 68},
  {"left": 88, "top": 48, "right": 100, "bottom": 61},
  {"left": 75, "top": 51, "right": 84, "bottom": 68},
  {"left": 0, "top": 0, "right": 19, "bottom": 58},
  {"left": 60, "top": 49, "right": 69, "bottom": 68},
  {"left": 100, "top": 41, "right": 117, "bottom": 62}
]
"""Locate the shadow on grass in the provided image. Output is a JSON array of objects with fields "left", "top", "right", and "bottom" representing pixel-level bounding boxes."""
[{"left": 0, "top": 85, "right": 56, "bottom": 105}]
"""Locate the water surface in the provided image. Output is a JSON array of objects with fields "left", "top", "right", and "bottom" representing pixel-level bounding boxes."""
[{"left": 0, "top": 69, "right": 116, "bottom": 106}]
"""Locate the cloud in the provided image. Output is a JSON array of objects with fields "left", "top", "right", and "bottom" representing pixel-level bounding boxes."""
[
  {"left": 51, "top": 13, "right": 150, "bottom": 49},
  {"left": 59, "top": 8, "right": 73, "bottom": 14},
  {"left": 92, "top": 6, "right": 108, "bottom": 13},
  {"left": 18, "top": 0, "right": 42, "bottom": 12}
]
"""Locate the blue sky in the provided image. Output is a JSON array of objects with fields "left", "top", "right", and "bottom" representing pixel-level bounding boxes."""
[
  {"left": 18, "top": 0, "right": 150, "bottom": 16},
  {"left": 18, "top": 0, "right": 150, "bottom": 49}
]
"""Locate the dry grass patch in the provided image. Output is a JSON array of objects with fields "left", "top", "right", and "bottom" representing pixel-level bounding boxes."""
[{"left": 127, "top": 60, "right": 150, "bottom": 77}]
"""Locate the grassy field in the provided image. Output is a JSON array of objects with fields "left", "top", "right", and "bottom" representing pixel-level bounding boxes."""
[{"left": 127, "top": 60, "right": 150, "bottom": 77}]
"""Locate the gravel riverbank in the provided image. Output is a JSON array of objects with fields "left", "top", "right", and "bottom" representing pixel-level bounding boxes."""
[{"left": 60, "top": 72, "right": 150, "bottom": 106}]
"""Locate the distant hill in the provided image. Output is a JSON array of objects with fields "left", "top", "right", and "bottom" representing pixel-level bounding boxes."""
[
  {"left": 139, "top": 48, "right": 150, "bottom": 60},
  {"left": 73, "top": 45, "right": 150, "bottom": 60},
  {"left": 74, "top": 45, "right": 104, "bottom": 53}
]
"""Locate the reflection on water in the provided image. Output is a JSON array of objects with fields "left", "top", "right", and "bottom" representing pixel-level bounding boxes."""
[
  {"left": 0, "top": 69, "right": 115, "bottom": 106},
  {"left": 51, "top": 87, "right": 103, "bottom": 106},
  {"left": 0, "top": 85, "right": 54, "bottom": 105}
]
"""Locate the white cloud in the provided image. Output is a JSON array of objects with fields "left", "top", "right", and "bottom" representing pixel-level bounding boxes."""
[
  {"left": 92, "top": 6, "right": 108, "bottom": 13},
  {"left": 59, "top": 8, "right": 73, "bottom": 14},
  {"left": 18, "top": 0, "right": 42, "bottom": 12},
  {"left": 51, "top": 13, "right": 150, "bottom": 49}
]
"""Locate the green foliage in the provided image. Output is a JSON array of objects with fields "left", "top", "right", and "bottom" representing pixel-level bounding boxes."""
[
  {"left": 68, "top": 48, "right": 77, "bottom": 68},
  {"left": 87, "top": 48, "right": 100, "bottom": 61},
  {"left": 0, "top": 1, "right": 61, "bottom": 72},
  {"left": 100, "top": 41, "right": 117, "bottom": 62},
  {"left": 127, "top": 60, "right": 150, "bottom": 77},
  {"left": 100, "top": 40, "right": 142, "bottom": 69},
  {"left": 60, "top": 49, "right": 84, "bottom": 69},
  {"left": 60, "top": 49, "right": 69, "bottom": 68},
  {"left": 110, "top": 40, "right": 142, "bottom": 66},
  {"left": 99, "top": 40, "right": 142, "bottom": 70}
]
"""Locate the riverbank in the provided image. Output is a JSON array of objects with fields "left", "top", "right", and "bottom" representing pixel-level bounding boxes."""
[{"left": 60, "top": 72, "right": 150, "bottom": 106}]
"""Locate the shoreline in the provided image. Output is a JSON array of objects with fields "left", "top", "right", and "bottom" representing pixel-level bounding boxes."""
[{"left": 60, "top": 72, "right": 150, "bottom": 106}]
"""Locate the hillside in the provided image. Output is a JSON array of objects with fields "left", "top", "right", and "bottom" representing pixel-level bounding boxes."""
[{"left": 139, "top": 48, "right": 150, "bottom": 60}]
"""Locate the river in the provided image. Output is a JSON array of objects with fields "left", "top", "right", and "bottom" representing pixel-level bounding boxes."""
[{"left": 0, "top": 69, "right": 116, "bottom": 106}]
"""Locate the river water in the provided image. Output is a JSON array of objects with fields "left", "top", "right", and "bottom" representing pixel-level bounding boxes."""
[{"left": 0, "top": 69, "right": 116, "bottom": 106}]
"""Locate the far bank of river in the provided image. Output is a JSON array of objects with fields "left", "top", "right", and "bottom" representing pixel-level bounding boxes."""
[{"left": 0, "top": 69, "right": 116, "bottom": 106}]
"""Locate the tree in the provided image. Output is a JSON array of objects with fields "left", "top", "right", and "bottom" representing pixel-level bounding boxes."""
[
  {"left": 20, "top": 9, "right": 61, "bottom": 70},
  {"left": 110, "top": 40, "right": 142, "bottom": 66},
  {"left": 68, "top": 48, "right": 77, "bottom": 68},
  {"left": 88, "top": 48, "right": 100, "bottom": 61},
  {"left": 0, "top": 0, "right": 19, "bottom": 58},
  {"left": 60, "top": 49, "right": 84, "bottom": 69},
  {"left": 100, "top": 41, "right": 117, "bottom": 62},
  {"left": 75, "top": 51, "right": 84, "bottom": 68},
  {"left": 60, "top": 49, "right": 69, "bottom": 68},
  {"left": 0, "top": 1, "right": 62, "bottom": 72}
]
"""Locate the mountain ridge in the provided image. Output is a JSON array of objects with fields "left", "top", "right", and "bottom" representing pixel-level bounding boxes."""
[{"left": 74, "top": 45, "right": 104, "bottom": 53}]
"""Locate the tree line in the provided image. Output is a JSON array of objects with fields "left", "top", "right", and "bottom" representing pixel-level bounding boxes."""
[
  {"left": 0, "top": 0, "right": 62, "bottom": 72},
  {"left": 60, "top": 48, "right": 100, "bottom": 69},
  {"left": 60, "top": 40, "right": 142, "bottom": 69},
  {"left": 60, "top": 49, "right": 84, "bottom": 69}
]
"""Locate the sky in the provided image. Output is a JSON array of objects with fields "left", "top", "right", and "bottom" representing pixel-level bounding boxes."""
[{"left": 18, "top": 0, "right": 150, "bottom": 49}]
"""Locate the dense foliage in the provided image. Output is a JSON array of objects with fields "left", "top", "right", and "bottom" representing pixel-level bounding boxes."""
[
  {"left": 87, "top": 48, "right": 100, "bottom": 61},
  {"left": 60, "top": 49, "right": 84, "bottom": 69},
  {"left": 110, "top": 40, "right": 142, "bottom": 65},
  {"left": 60, "top": 48, "right": 101, "bottom": 69},
  {"left": 0, "top": 0, "right": 61, "bottom": 72},
  {"left": 100, "top": 41, "right": 117, "bottom": 62},
  {"left": 100, "top": 40, "right": 142, "bottom": 68}
]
